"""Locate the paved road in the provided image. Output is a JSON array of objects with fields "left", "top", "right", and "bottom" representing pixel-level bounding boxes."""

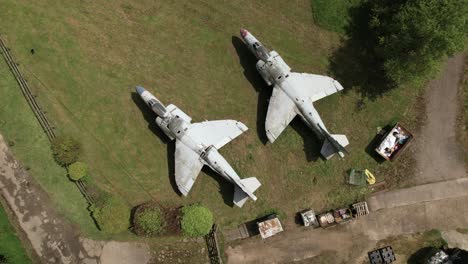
[
  {"left": 367, "top": 177, "right": 468, "bottom": 211},
  {"left": 226, "top": 190, "right": 468, "bottom": 264},
  {"left": 0, "top": 135, "right": 151, "bottom": 264}
]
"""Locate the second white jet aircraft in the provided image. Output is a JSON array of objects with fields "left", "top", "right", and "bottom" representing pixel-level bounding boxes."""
[
  {"left": 240, "top": 28, "right": 349, "bottom": 159},
  {"left": 136, "top": 86, "right": 261, "bottom": 207}
]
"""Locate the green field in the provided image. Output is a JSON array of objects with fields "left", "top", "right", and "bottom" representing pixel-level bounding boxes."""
[
  {"left": 0, "top": 0, "right": 423, "bottom": 233},
  {"left": 0, "top": 204, "right": 32, "bottom": 264},
  {"left": 0, "top": 43, "right": 99, "bottom": 236},
  {"left": 311, "top": 0, "right": 362, "bottom": 33}
]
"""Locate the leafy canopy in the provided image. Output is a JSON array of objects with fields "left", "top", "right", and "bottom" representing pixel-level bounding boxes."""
[
  {"left": 134, "top": 207, "right": 166, "bottom": 236},
  {"left": 92, "top": 196, "right": 130, "bottom": 234},
  {"left": 368, "top": 0, "right": 467, "bottom": 85},
  {"left": 181, "top": 205, "right": 213, "bottom": 237},
  {"left": 51, "top": 136, "right": 81, "bottom": 166},
  {"left": 68, "top": 162, "right": 88, "bottom": 181}
]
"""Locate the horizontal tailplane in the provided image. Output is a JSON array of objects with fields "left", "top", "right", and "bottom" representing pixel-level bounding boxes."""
[
  {"left": 320, "top": 134, "right": 349, "bottom": 160},
  {"left": 233, "top": 177, "right": 261, "bottom": 208}
]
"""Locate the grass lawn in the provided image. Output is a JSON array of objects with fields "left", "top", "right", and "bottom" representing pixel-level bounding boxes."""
[
  {"left": 0, "top": 0, "right": 423, "bottom": 234},
  {"left": 0, "top": 51, "right": 99, "bottom": 236},
  {"left": 311, "top": 0, "right": 362, "bottom": 33},
  {"left": 0, "top": 204, "right": 31, "bottom": 264}
]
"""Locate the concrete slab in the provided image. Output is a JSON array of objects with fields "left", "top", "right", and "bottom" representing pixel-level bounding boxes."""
[{"left": 367, "top": 178, "right": 468, "bottom": 211}]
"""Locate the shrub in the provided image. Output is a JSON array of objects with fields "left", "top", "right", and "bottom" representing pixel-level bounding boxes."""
[
  {"left": 180, "top": 205, "right": 213, "bottom": 237},
  {"left": 68, "top": 162, "right": 88, "bottom": 181},
  {"left": 92, "top": 196, "right": 130, "bottom": 234},
  {"left": 51, "top": 136, "right": 81, "bottom": 166},
  {"left": 134, "top": 206, "right": 166, "bottom": 236}
]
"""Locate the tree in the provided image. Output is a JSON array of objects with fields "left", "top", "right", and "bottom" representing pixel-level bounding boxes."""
[
  {"left": 51, "top": 136, "right": 81, "bottom": 166},
  {"left": 134, "top": 206, "right": 166, "bottom": 236},
  {"left": 91, "top": 196, "right": 130, "bottom": 234},
  {"left": 180, "top": 204, "right": 213, "bottom": 237},
  {"left": 68, "top": 162, "right": 88, "bottom": 181},
  {"left": 0, "top": 254, "right": 7, "bottom": 264},
  {"left": 368, "top": 0, "right": 467, "bottom": 85}
]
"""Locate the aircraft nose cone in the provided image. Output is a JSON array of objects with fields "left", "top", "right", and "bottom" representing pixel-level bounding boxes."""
[
  {"left": 135, "top": 86, "right": 146, "bottom": 95},
  {"left": 240, "top": 28, "right": 248, "bottom": 38}
]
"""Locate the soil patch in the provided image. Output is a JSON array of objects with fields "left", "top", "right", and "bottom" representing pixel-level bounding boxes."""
[
  {"left": 132, "top": 202, "right": 181, "bottom": 236},
  {"left": 412, "top": 54, "right": 467, "bottom": 185}
]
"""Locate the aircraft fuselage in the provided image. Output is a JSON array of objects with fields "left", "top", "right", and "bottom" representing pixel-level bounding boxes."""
[
  {"left": 241, "top": 29, "right": 328, "bottom": 140},
  {"left": 136, "top": 87, "right": 245, "bottom": 188}
]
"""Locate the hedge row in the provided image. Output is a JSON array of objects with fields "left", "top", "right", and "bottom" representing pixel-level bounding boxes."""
[{"left": 51, "top": 135, "right": 213, "bottom": 236}]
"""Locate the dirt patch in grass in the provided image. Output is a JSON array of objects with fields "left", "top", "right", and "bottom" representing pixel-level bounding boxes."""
[
  {"left": 132, "top": 202, "right": 181, "bottom": 236},
  {"left": 456, "top": 228, "right": 468, "bottom": 234},
  {"left": 286, "top": 250, "right": 338, "bottom": 264}
]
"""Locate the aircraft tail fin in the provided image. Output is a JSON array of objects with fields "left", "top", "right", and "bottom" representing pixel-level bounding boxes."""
[
  {"left": 233, "top": 177, "right": 261, "bottom": 208},
  {"left": 320, "top": 134, "right": 349, "bottom": 160}
]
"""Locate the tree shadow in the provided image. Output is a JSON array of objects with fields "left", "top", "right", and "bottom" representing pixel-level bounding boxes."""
[
  {"left": 231, "top": 36, "right": 272, "bottom": 144},
  {"left": 408, "top": 247, "right": 439, "bottom": 264},
  {"left": 329, "top": 2, "right": 396, "bottom": 99},
  {"left": 131, "top": 92, "right": 181, "bottom": 196},
  {"left": 202, "top": 167, "right": 234, "bottom": 207}
]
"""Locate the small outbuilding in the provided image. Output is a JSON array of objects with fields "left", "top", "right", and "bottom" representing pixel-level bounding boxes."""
[{"left": 257, "top": 214, "right": 283, "bottom": 239}]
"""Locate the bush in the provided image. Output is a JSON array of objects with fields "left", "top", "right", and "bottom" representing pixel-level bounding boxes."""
[
  {"left": 51, "top": 136, "right": 81, "bottom": 166},
  {"left": 92, "top": 196, "right": 130, "bottom": 234},
  {"left": 134, "top": 206, "right": 166, "bottom": 236},
  {"left": 68, "top": 162, "right": 88, "bottom": 181},
  {"left": 180, "top": 205, "right": 213, "bottom": 237}
]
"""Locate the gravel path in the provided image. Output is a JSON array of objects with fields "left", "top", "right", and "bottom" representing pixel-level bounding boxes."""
[{"left": 413, "top": 54, "right": 466, "bottom": 184}]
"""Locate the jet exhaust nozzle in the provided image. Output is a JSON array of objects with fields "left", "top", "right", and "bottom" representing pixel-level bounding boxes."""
[{"left": 135, "top": 86, "right": 167, "bottom": 117}]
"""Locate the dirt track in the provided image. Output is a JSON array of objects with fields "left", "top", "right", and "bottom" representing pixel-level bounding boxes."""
[{"left": 413, "top": 54, "right": 467, "bottom": 184}]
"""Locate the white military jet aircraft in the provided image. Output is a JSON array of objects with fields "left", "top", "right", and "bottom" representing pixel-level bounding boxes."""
[
  {"left": 240, "top": 28, "right": 349, "bottom": 159},
  {"left": 136, "top": 86, "right": 261, "bottom": 207}
]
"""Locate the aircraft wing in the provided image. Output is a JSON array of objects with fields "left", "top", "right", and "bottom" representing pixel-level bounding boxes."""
[
  {"left": 290, "top": 72, "right": 344, "bottom": 102},
  {"left": 265, "top": 85, "right": 298, "bottom": 143},
  {"left": 174, "top": 140, "right": 204, "bottom": 196},
  {"left": 187, "top": 120, "right": 248, "bottom": 149}
]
